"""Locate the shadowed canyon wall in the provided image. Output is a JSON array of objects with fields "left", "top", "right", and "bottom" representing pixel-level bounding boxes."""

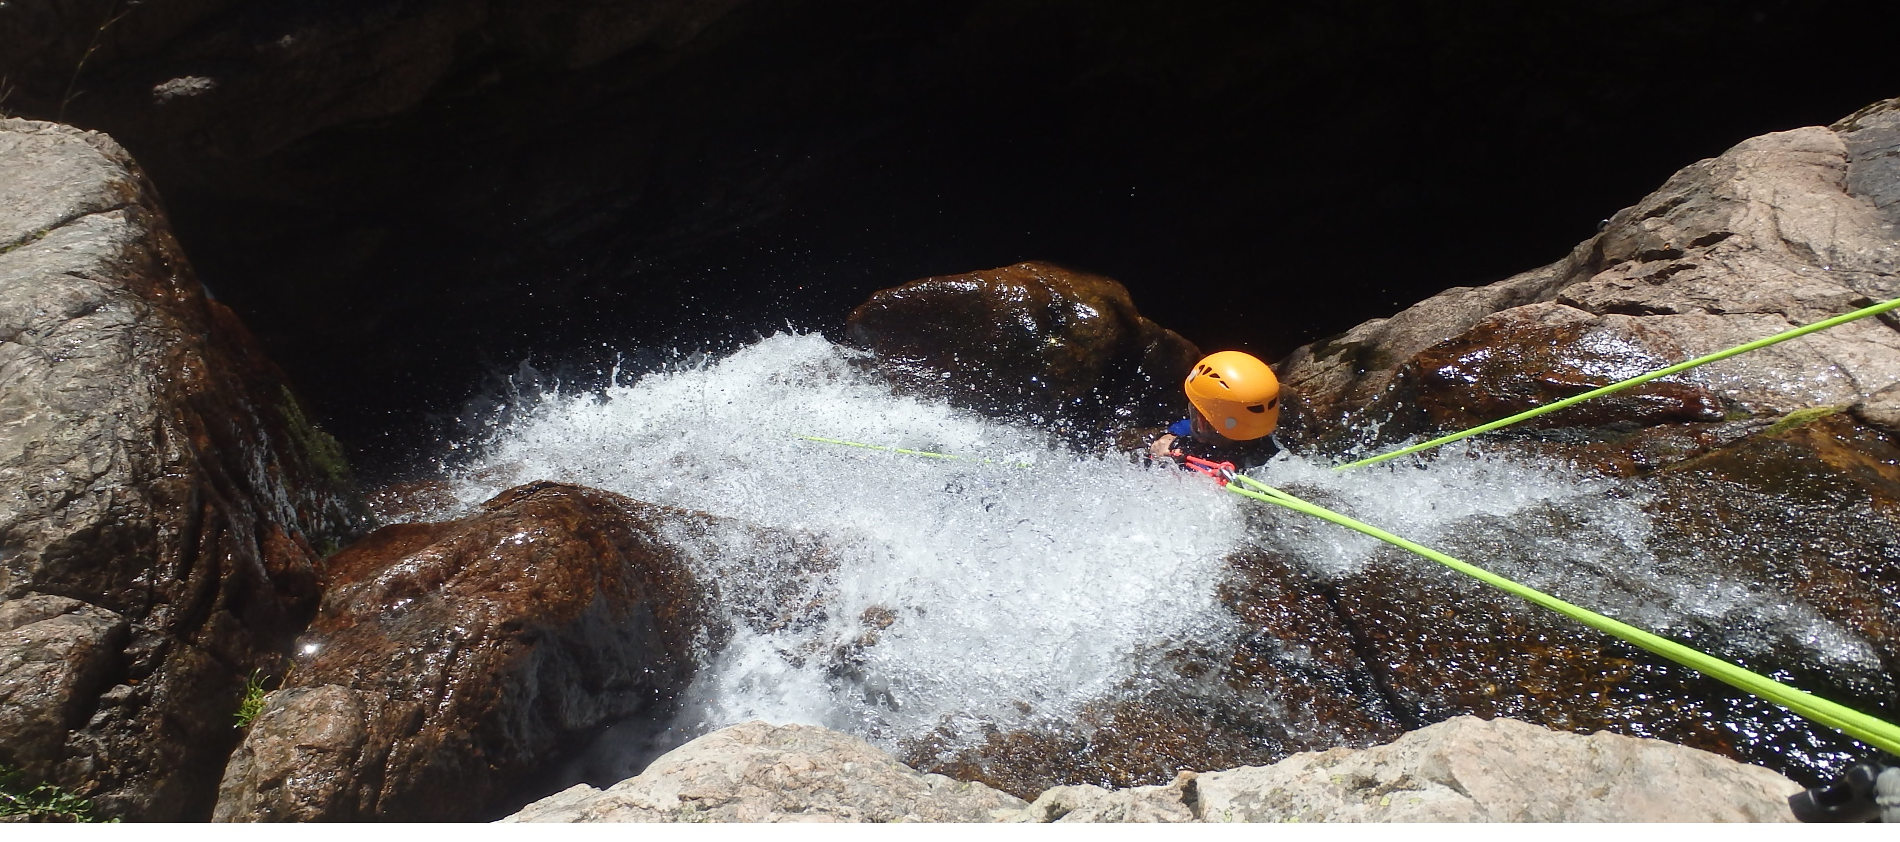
[{"left": 3, "top": 1, "right": 1893, "bottom": 470}]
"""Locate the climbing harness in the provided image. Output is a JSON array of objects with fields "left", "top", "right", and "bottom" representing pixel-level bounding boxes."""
[
  {"left": 1335, "top": 295, "right": 1900, "bottom": 471},
  {"left": 1173, "top": 452, "right": 1238, "bottom": 485}
]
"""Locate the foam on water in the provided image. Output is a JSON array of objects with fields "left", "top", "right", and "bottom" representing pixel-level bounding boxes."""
[
  {"left": 438, "top": 332, "right": 1881, "bottom": 764},
  {"left": 443, "top": 333, "right": 1248, "bottom": 749}
]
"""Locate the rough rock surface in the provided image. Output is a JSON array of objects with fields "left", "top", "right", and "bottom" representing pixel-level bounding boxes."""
[
  {"left": 0, "top": 118, "right": 365, "bottom": 819},
  {"left": 213, "top": 482, "right": 719, "bottom": 822},
  {"left": 506, "top": 720, "right": 1031, "bottom": 823},
  {"left": 504, "top": 716, "right": 1800, "bottom": 822},
  {"left": 846, "top": 261, "right": 1202, "bottom": 440},
  {"left": 1043, "top": 716, "right": 1800, "bottom": 822},
  {"left": 1281, "top": 99, "right": 1900, "bottom": 445}
]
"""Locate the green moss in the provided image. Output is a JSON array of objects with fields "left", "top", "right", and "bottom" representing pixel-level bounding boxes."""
[
  {"left": 0, "top": 765, "right": 112, "bottom": 822},
  {"left": 1761, "top": 405, "right": 1843, "bottom": 437},
  {"left": 278, "top": 385, "right": 354, "bottom": 487},
  {"left": 234, "top": 669, "right": 268, "bottom": 729}
]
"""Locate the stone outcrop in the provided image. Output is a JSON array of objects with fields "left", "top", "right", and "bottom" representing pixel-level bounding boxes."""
[
  {"left": 506, "top": 720, "right": 1031, "bottom": 822},
  {"left": 846, "top": 261, "right": 1202, "bottom": 441},
  {"left": 505, "top": 716, "right": 1802, "bottom": 822},
  {"left": 213, "top": 482, "right": 717, "bottom": 822},
  {"left": 1260, "top": 100, "right": 1900, "bottom": 782},
  {"left": 1281, "top": 98, "right": 1900, "bottom": 446},
  {"left": 0, "top": 118, "right": 365, "bottom": 819}
]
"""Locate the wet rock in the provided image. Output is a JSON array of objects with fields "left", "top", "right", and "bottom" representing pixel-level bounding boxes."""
[
  {"left": 1261, "top": 99, "right": 1900, "bottom": 789},
  {"left": 214, "top": 482, "right": 716, "bottom": 822},
  {"left": 0, "top": 597, "right": 129, "bottom": 770},
  {"left": 0, "top": 118, "right": 366, "bottom": 819},
  {"left": 846, "top": 261, "right": 1202, "bottom": 441},
  {"left": 505, "top": 720, "right": 1030, "bottom": 822},
  {"left": 911, "top": 547, "right": 1407, "bottom": 799},
  {"left": 1372, "top": 303, "right": 1729, "bottom": 442},
  {"left": 1636, "top": 411, "right": 1900, "bottom": 770}
]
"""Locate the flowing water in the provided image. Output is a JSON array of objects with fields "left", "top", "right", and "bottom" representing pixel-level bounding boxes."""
[{"left": 427, "top": 332, "right": 1885, "bottom": 780}]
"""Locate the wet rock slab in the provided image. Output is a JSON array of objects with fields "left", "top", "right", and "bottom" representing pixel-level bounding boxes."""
[
  {"left": 847, "top": 261, "right": 1201, "bottom": 439},
  {"left": 1258, "top": 99, "right": 1900, "bottom": 785}
]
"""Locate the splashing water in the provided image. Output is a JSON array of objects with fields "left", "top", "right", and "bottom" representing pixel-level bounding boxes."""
[
  {"left": 442, "top": 333, "right": 1248, "bottom": 751},
  {"left": 435, "top": 332, "right": 1881, "bottom": 771}
]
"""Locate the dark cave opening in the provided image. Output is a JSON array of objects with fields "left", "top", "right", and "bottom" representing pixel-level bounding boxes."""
[{"left": 18, "top": 0, "right": 1890, "bottom": 476}]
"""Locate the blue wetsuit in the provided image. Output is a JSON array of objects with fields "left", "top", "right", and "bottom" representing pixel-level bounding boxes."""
[{"left": 1159, "top": 418, "right": 1280, "bottom": 472}]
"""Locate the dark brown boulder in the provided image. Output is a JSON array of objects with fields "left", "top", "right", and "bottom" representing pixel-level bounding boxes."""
[
  {"left": 0, "top": 118, "right": 366, "bottom": 819},
  {"left": 214, "top": 482, "right": 714, "bottom": 822},
  {"left": 1366, "top": 302, "right": 1729, "bottom": 444},
  {"left": 846, "top": 261, "right": 1202, "bottom": 441}
]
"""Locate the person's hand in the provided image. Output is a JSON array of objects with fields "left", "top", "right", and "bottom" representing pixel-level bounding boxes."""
[{"left": 1148, "top": 434, "right": 1177, "bottom": 460}]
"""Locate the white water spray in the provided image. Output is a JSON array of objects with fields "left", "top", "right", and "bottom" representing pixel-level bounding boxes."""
[
  {"left": 441, "top": 333, "right": 1248, "bottom": 751},
  {"left": 433, "top": 332, "right": 1881, "bottom": 767}
]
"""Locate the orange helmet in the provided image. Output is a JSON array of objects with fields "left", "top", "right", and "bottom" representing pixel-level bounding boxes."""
[{"left": 1184, "top": 351, "right": 1280, "bottom": 441}]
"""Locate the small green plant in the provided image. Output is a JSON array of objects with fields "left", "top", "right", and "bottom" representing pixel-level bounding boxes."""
[
  {"left": 235, "top": 669, "right": 269, "bottom": 729},
  {"left": 0, "top": 765, "right": 109, "bottom": 822}
]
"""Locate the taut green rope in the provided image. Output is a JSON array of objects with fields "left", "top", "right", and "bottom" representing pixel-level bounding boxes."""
[
  {"left": 1335, "top": 295, "right": 1900, "bottom": 471},
  {"left": 796, "top": 432, "right": 1900, "bottom": 753},
  {"left": 1221, "top": 471, "right": 1900, "bottom": 756}
]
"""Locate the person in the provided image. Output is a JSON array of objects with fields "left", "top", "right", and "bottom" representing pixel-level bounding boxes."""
[{"left": 1146, "top": 350, "right": 1283, "bottom": 473}]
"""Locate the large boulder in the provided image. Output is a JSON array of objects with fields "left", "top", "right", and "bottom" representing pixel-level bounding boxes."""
[
  {"left": 1030, "top": 716, "right": 1801, "bottom": 822},
  {"left": 846, "top": 261, "right": 1202, "bottom": 441},
  {"left": 213, "top": 482, "right": 717, "bottom": 822},
  {"left": 1281, "top": 99, "right": 1900, "bottom": 445},
  {"left": 503, "top": 716, "right": 1800, "bottom": 822},
  {"left": 0, "top": 118, "right": 365, "bottom": 819},
  {"left": 505, "top": 720, "right": 1031, "bottom": 823}
]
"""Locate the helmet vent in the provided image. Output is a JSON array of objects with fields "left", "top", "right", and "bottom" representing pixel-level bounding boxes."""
[{"left": 1246, "top": 404, "right": 1266, "bottom": 413}]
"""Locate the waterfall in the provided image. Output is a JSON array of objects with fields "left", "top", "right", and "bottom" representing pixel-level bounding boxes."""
[{"left": 433, "top": 332, "right": 1883, "bottom": 775}]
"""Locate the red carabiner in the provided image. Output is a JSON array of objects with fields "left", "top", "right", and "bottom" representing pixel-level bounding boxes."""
[{"left": 1173, "top": 451, "right": 1238, "bottom": 486}]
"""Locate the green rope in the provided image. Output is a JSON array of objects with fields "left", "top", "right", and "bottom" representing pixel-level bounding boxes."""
[
  {"left": 798, "top": 435, "right": 1034, "bottom": 468},
  {"left": 1221, "top": 471, "right": 1900, "bottom": 756},
  {"left": 1335, "top": 295, "right": 1900, "bottom": 471},
  {"left": 795, "top": 432, "right": 1900, "bottom": 753}
]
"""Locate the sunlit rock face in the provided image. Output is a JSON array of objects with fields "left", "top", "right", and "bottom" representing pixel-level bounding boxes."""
[
  {"left": 1281, "top": 99, "right": 1900, "bottom": 446},
  {"left": 214, "top": 482, "right": 719, "bottom": 822},
  {"left": 502, "top": 716, "right": 1802, "bottom": 823},
  {"left": 846, "top": 261, "right": 1202, "bottom": 442},
  {"left": 0, "top": 118, "right": 366, "bottom": 820}
]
